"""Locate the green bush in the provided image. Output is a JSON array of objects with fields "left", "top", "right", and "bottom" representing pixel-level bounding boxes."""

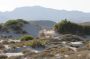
[
  {"left": 17, "top": 19, "right": 28, "bottom": 24},
  {"left": 5, "top": 19, "right": 28, "bottom": 27},
  {"left": 25, "top": 40, "right": 46, "bottom": 48},
  {"left": 20, "top": 35, "right": 33, "bottom": 41},
  {"left": 4, "top": 19, "right": 28, "bottom": 32},
  {"left": 54, "top": 19, "right": 90, "bottom": 35}
]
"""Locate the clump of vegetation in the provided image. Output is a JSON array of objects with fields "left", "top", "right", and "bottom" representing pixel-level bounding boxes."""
[
  {"left": 0, "top": 24, "right": 9, "bottom": 32},
  {"left": 4, "top": 19, "right": 28, "bottom": 34},
  {"left": 20, "top": 35, "right": 34, "bottom": 41},
  {"left": 5, "top": 19, "right": 28, "bottom": 27},
  {"left": 16, "top": 19, "right": 29, "bottom": 24},
  {"left": 54, "top": 19, "right": 90, "bottom": 35},
  {"left": 25, "top": 39, "right": 46, "bottom": 48}
]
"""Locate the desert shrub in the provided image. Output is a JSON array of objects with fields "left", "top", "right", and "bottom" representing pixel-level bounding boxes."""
[
  {"left": 4, "top": 19, "right": 28, "bottom": 34},
  {"left": 20, "top": 35, "right": 33, "bottom": 41},
  {"left": 54, "top": 19, "right": 80, "bottom": 34},
  {"left": 25, "top": 40, "right": 46, "bottom": 48},
  {"left": 0, "top": 24, "right": 9, "bottom": 32},
  {"left": 5, "top": 20, "right": 22, "bottom": 28},
  {"left": 54, "top": 19, "right": 90, "bottom": 35},
  {"left": 5, "top": 19, "right": 28, "bottom": 27},
  {"left": 0, "top": 24, "right": 3, "bottom": 31},
  {"left": 17, "top": 19, "right": 28, "bottom": 24}
]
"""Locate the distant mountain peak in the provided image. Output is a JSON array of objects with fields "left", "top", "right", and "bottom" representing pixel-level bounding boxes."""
[
  {"left": 14, "top": 6, "right": 46, "bottom": 10},
  {"left": 0, "top": 6, "right": 90, "bottom": 23},
  {"left": 31, "top": 6, "right": 45, "bottom": 8}
]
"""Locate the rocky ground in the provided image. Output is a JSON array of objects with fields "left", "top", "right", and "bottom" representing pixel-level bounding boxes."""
[{"left": 0, "top": 34, "right": 90, "bottom": 59}]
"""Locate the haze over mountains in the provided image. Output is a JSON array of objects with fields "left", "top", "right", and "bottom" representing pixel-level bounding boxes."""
[{"left": 0, "top": 6, "right": 90, "bottom": 23}]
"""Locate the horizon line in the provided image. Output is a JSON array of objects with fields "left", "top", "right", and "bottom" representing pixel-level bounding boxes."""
[{"left": 0, "top": 5, "right": 90, "bottom": 13}]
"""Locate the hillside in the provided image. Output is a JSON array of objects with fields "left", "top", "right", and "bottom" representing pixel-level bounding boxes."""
[
  {"left": 0, "top": 6, "right": 90, "bottom": 23},
  {"left": 23, "top": 20, "right": 56, "bottom": 37},
  {"left": 80, "top": 22, "right": 90, "bottom": 26},
  {"left": 0, "top": 20, "right": 56, "bottom": 38}
]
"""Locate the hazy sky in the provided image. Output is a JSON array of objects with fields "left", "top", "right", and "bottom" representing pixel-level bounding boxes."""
[{"left": 0, "top": 0, "right": 90, "bottom": 12}]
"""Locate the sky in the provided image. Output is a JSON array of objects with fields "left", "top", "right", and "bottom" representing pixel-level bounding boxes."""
[{"left": 0, "top": 0, "right": 90, "bottom": 12}]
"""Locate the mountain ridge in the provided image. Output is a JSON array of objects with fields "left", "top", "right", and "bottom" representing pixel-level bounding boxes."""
[{"left": 0, "top": 6, "right": 90, "bottom": 23}]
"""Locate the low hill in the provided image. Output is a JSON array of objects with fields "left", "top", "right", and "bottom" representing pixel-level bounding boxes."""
[
  {"left": 80, "top": 22, "right": 90, "bottom": 26},
  {"left": 23, "top": 20, "right": 56, "bottom": 37},
  {"left": 0, "top": 20, "right": 56, "bottom": 39}
]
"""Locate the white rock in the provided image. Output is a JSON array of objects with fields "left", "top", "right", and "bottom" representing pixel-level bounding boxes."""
[{"left": 5, "top": 52, "right": 24, "bottom": 57}]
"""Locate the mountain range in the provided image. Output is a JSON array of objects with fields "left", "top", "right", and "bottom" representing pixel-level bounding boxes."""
[{"left": 0, "top": 6, "right": 90, "bottom": 23}]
